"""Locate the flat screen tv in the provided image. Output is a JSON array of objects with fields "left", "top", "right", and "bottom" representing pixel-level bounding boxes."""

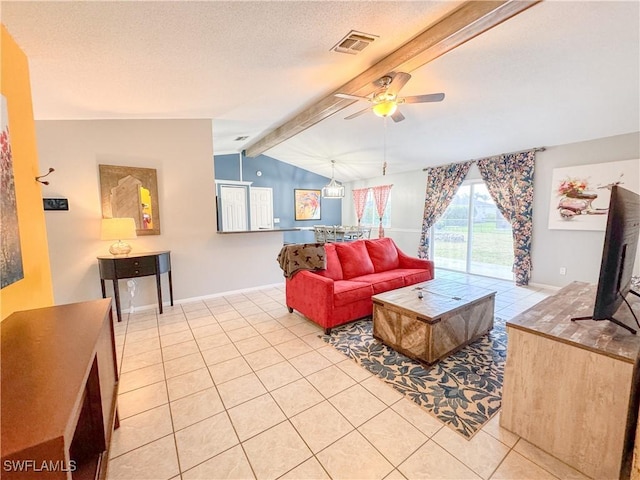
[{"left": 572, "top": 185, "right": 640, "bottom": 334}]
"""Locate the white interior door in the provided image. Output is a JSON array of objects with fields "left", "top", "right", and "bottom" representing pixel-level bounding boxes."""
[
  {"left": 220, "top": 186, "right": 248, "bottom": 231},
  {"left": 250, "top": 187, "right": 273, "bottom": 230}
]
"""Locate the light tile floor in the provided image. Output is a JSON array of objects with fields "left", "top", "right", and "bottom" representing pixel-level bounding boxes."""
[{"left": 107, "top": 270, "right": 588, "bottom": 480}]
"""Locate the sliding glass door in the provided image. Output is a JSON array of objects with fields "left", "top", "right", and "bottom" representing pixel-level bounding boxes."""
[{"left": 432, "top": 182, "right": 513, "bottom": 279}]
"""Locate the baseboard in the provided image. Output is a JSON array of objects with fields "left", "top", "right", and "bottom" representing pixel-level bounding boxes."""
[
  {"left": 527, "top": 281, "right": 561, "bottom": 291},
  {"left": 126, "top": 282, "right": 285, "bottom": 314}
]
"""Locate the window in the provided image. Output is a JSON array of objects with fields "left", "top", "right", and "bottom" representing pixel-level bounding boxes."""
[
  {"left": 431, "top": 182, "right": 513, "bottom": 279},
  {"left": 360, "top": 189, "right": 391, "bottom": 227}
]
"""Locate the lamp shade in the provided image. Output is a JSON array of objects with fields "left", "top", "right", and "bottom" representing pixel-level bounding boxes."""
[
  {"left": 322, "top": 179, "right": 345, "bottom": 198},
  {"left": 101, "top": 218, "right": 137, "bottom": 255},
  {"left": 322, "top": 160, "right": 345, "bottom": 199},
  {"left": 101, "top": 218, "right": 137, "bottom": 241}
]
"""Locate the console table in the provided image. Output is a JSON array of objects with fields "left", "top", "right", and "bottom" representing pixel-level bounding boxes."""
[
  {"left": 98, "top": 250, "right": 173, "bottom": 322},
  {"left": 1, "top": 299, "right": 118, "bottom": 480},
  {"left": 501, "top": 281, "right": 640, "bottom": 479}
]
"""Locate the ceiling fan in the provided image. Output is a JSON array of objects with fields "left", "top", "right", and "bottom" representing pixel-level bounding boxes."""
[{"left": 335, "top": 72, "right": 444, "bottom": 122}]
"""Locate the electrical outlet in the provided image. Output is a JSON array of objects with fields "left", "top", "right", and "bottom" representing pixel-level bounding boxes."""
[
  {"left": 274, "top": 218, "right": 280, "bottom": 224},
  {"left": 559, "top": 267, "right": 567, "bottom": 275}
]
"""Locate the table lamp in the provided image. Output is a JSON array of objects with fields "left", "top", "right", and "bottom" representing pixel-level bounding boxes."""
[{"left": 101, "top": 218, "right": 137, "bottom": 255}]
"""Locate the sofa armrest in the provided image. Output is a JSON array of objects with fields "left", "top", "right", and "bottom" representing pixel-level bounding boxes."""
[
  {"left": 397, "top": 250, "right": 435, "bottom": 278},
  {"left": 286, "top": 270, "right": 334, "bottom": 312},
  {"left": 287, "top": 270, "right": 334, "bottom": 292}
]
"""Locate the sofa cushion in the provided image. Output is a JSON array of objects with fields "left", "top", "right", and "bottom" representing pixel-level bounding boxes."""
[
  {"left": 315, "top": 243, "right": 343, "bottom": 281},
  {"left": 394, "top": 268, "right": 432, "bottom": 286},
  {"left": 365, "top": 238, "right": 400, "bottom": 272},
  {"left": 333, "top": 280, "right": 374, "bottom": 307},
  {"left": 335, "top": 241, "right": 375, "bottom": 279},
  {"left": 350, "top": 271, "right": 405, "bottom": 294}
]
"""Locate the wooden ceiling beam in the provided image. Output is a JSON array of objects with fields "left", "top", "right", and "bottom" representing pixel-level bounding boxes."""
[{"left": 244, "top": 0, "right": 541, "bottom": 158}]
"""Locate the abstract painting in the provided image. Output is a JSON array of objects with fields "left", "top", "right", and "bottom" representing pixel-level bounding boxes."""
[
  {"left": 0, "top": 95, "right": 24, "bottom": 288},
  {"left": 294, "top": 189, "right": 321, "bottom": 221}
]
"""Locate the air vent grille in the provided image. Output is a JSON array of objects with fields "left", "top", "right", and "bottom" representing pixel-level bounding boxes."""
[
  {"left": 234, "top": 136, "right": 249, "bottom": 141},
  {"left": 331, "top": 30, "right": 378, "bottom": 55}
]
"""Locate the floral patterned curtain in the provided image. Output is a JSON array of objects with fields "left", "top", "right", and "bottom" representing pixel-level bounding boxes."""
[
  {"left": 352, "top": 188, "right": 369, "bottom": 226},
  {"left": 418, "top": 162, "right": 472, "bottom": 259},
  {"left": 372, "top": 184, "right": 393, "bottom": 238},
  {"left": 476, "top": 150, "right": 536, "bottom": 286}
]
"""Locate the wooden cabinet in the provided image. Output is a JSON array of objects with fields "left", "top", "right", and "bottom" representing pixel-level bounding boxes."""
[
  {"left": 98, "top": 250, "right": 173, "bottom": 322},
  {"left": 1, "top": 299, "right": 119, "bottom": 480},
  {"left": 501, "top": 282, "right": 640, "bottom": 479}
]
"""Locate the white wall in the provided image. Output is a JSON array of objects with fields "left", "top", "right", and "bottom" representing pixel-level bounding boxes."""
[
  {"left": 344, "top": 169, "right": 427, "bottom": 255},
  {"left": 343, "top": 132, "right": 640, "bottom": 287},
  {"left": 530, "top": 132, "right": 639, "bottom": 286},
  {"left": 37, "top": 120, "right": 285, "bottom": 309}
]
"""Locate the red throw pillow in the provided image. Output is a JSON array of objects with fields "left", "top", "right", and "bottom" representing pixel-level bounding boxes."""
[
  {"left": 365, "top": 238, "right": 400, "bottom": 272},
  {"left": 335, "top": 241, "right": 375, "bottom": 279},
  {"left": 316, "top": 243, "right": 343, "bottom": 280}
]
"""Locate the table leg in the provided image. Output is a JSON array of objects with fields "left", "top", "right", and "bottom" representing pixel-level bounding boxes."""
[
  {"left": 168, "top": 271, "right": 174, "bottom": 306},
  {"left": 112, "top": 280, "right": 122, "bottom": 322},
  {"left": 156, "top": 272, "right": 163, "bottom": 314},
  {"left": 100, "top": 279, "right": 107, "bottom": 298}
]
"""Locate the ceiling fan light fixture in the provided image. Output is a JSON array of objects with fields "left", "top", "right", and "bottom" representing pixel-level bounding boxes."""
[
  {"left": 373, "top": 101, "right": 398, "bottom": 118},
  {"left": 322, "top": 160, "right": 344, "bottom": 199}
]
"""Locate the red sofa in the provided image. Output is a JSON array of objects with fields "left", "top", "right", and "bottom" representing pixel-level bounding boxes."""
[{"left": 285, "top": 238, "right": 434, "bottom": 333}]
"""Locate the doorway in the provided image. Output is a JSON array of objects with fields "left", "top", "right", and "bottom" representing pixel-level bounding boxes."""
[
  {"left": 220, "top": 185, "right": 248, "bottom": 231},
  {"left": 250, "top": 187, "right": 274, "bottom": 230},
  {"left": 432, "top": 182, "right": 514, "bottom": 279}
]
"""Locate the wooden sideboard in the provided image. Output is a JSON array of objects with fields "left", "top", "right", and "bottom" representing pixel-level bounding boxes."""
[
  {"left": 98, "top": 250, "right": 173, "bottom": 322},
  {"left": 1, "top": 299, "right": 119, "bottom": 480},
  {"left": 501, "top": 281, "right": 640, "bottom": 479}
]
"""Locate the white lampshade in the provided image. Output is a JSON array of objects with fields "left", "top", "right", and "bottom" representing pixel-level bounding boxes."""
[
  {"left": 101, "top": 218, "right": 137, "bottom": 255},
  {"left": 322, "top": 160, "right": 345, "bottom": 199},
  {"left": 322, "top": 179, "right": 345, "bottom": 198}
]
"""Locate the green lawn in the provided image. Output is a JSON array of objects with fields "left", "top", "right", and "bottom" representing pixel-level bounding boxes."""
[{"left": 433, "top": 222, "right": 513, "bottom": 267}]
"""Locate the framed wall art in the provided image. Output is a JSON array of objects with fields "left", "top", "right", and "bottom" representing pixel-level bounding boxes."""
[
  {"left": 99, "top": 164, "right": 161, "bottom": 235},
  {"left": 548, "top": 159, "right": 639, "bottom": 231},
  {"left": 294, "top": 189, "right": 321, "bottom": 221},
  {"left": 0, "top": 94, "right": 24, "bottom": 288}
]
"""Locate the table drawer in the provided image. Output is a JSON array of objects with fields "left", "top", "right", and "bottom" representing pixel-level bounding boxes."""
[{"left": 114, "top": 257, "right": 156, "bottom": 277}]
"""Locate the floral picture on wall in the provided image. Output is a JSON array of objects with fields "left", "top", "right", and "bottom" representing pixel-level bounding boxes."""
[
  {"left": 0, "top": 95, "right": 25, "bottom": 288},
  {"left": 294, "top": 189, "right": 321, "bottom": 221},
  {"left": 548, "top": 159, "right": 639, "bottom": 231}
]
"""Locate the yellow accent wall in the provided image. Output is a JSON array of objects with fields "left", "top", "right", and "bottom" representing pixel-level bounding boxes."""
[{"left": 0, "top": 25, "right": 54, "bottom": 319}]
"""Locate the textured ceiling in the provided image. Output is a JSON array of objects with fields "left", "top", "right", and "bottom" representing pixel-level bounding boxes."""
[{"left": 2, "top": 1, "right": 639, "bottom": 181}]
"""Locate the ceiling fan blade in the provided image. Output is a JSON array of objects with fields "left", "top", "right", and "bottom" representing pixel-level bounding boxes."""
[
  {"left": 335, "top": 93, "right": 370, "bottom": 101},
  {"left": 401, "top": 93, "right": 445, "bottom": 104},
  {"left": 391, "top": 109, "right": 405, "bottom": 123},
  {"left": 386, "top": 72, "right": 411, "bottom": 96},
  {"left": 344, "top": 106, "right": 371, "bottom": 120}
]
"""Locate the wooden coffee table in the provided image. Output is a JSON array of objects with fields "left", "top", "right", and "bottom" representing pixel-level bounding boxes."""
[{"left": 372, "top": 278, "right": 496, "bottom": 365}]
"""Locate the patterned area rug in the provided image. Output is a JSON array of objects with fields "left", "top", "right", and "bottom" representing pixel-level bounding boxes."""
[{"left": 322, "top": 316, "right": 506, "bottom": 438}]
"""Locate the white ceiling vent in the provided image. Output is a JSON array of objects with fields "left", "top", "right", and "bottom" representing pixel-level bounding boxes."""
[{"left": 331, "top": 30, "right": 378, "bottom": 55}]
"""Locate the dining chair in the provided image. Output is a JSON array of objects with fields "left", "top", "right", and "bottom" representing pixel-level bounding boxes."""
[
  {"left": 360, "top": 227, "right": 372, "bottom": 239},
  {"left": 313, "top": 225, "right": 327, "bottom": 243}
]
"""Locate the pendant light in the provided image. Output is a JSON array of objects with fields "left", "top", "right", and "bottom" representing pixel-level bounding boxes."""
[{"left": 322, "top": 160, "right": 345, "bottom": 198}]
